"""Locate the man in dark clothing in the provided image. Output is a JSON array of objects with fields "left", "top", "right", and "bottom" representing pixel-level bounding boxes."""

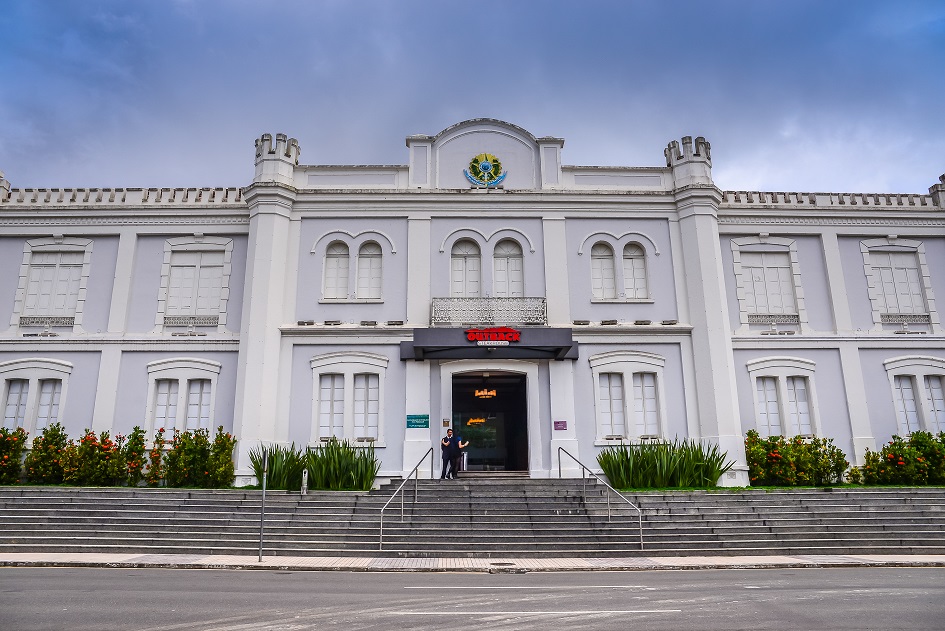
[{"left": 440, "top": 428, "right": 469, "bottom": 479}]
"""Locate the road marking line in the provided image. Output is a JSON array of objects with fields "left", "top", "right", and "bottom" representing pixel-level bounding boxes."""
[
  {"left": 390, "top": 610, "right": 681, "bottom": 615},
  {"left": 403, "top": 586, "right": 647, "bottom": 589}
]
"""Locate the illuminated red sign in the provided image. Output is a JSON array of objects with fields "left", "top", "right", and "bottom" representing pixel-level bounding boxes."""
[{"left": 465, "top": 327, "right": 522, "bottom": 344}]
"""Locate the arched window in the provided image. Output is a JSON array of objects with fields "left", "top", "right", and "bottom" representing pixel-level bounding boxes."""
[
  {"left": 623, "top": 243, "right": 648, "bottom": 299},
  {"left": 356, "top": 242, "right": 383, "bottom": 300},
  {"left": 884, "top": 356, "right": 945, "bottom": 434},
  {"left": 145, "top": 358, "right": 221, "bottom": 434},
  {"left": 451, "top": 240, "right": 481, "bottom": 298},
  {"left": 0, "top": 359, "right": 72, "bottom": 434},
  {"left": 311, "top": 352, "right": 389, "bottom": 446},
  {"left": 591, "top": 243, "right": 616, "bottom": 300},
  {"left": 323, "top": 242, "right": 350, "bottom": 300},
  {"left": 746, "top": 357, "right": 820, "bottom": 437},
  {"left": 589, "top": 351, "right": 667, "bottom": 442},
  {"left": 493, "top": 240, "right": 523, "bottom": 297}
]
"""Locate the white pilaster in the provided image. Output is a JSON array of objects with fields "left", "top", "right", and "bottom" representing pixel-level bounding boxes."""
[
  {"left": 106, "top": 229, "right": 137, "bottom": 332},
  {"left": 839, "top": 343, "right": 875, "bottom": 464},
  {"left": 90, "top": 346, "right": 121, "bottom": 433},
  {"left": 232, "top": 185, "right": 294, "bottom": 482},
  {"left": 406, "top": 218, "right": 431, "bottom": 326},
  {"left": 403, "top": 360, "right": 433, "bottom": 477},
  {"left": 542, "top": 217, "right": 571, "bottom": 325},
  {"left": 548, "top": 360, "right": 581, "bottom": 477},
  {"left": 820, "top": 230, "right": 853, "bottom": 332}
]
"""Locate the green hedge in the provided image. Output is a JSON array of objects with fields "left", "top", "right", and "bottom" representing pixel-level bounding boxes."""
[{"left": 850, "top": 431, "right": 945, "bottom": 485}]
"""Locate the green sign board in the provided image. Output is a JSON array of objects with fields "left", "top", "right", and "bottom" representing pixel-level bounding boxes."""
[{"left": 406, "top": 414, "right": 430, "bottom": 428}]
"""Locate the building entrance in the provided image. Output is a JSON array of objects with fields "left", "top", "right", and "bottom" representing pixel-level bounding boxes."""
[{"left": 451, "top": 372, "right": 528, "bottom": 471}]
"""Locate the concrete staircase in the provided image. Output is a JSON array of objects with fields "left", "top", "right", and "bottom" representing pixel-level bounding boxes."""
[{"left": 0, "top": 480, "right": 943, "bottom": 558}]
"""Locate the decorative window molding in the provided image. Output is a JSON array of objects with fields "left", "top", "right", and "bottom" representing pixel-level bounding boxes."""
[
  {"left": 11, "top": 238, "right": 93, "bottom": 332},
  {"left": 156, "top": 236, "right": 233, "bottom": 332},
  {"left": 587, "top": 237, "right": 654, "bottom": 303},
  {"left": 861, "top": 238, "right": 939, "bottom": 332},
  {"left": 0, "top": 358, "right": 72, "bottom": 433},
  {"left": 746, "top": 356, "right": 820, "bottom": 437},
  {"left": 883, "top": 355, "right": 945, "bottom": 434},
  {"left": 438, "top": 227, "right": 536, "bottom": 254},
  {"left": 450, "top": 239, "right": 481, "bottom": 298},
  {"left": 310, "top": 352, "right": 389, "bottom": 447},
  {"left": 314, "top": 232, "right": 391, "bottom": 302},
  {"left": 145, "top": 358, "right": 221, "bottom": 435},
  {"left": 588, "top": 351, "right": 667, "bottom": 443},
  {"left": 731, "top": 236, "right": 808, "bottom": 333}
]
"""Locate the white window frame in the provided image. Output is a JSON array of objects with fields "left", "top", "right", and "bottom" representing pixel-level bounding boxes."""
[
  {"left": 310, "top": 352, "right": 389, "bottom": 447},
  {"left": 11, "top": 238, "right": 93, "bottom": 331},
  {"left": 861, "top": 238, "right": 939, "bottom": 332},
  {"left": 145, "top": 358, "right": 221, "bottom": 435},
  {"left": 156, "top": 236, "right": 233, "bottom": 331},
  {"left": 731, "top": 236, "right": 808, "bottom": 333},
  {"left": 883, "top": 355, "right": 945, "bottom": 435},
  {"left": 745, "top": 357, "right": 821, "bottom": 438},
  {"left": 622, "top": 243, "right": 649, "bottom": 300},
  {"left": 356, "top": 241, "right": 383, "bottom": 300},
  {"left": 588, "top": 351, "right": 667, "bottom": 443},
  {"left": 323, "top": 241, "right": 350, "bottom": 300},
  {"left": 450, "top": 240, "right": 482, "bottom": 298},
  {"left": 313, "top": 232, "right": 392, "bottom": 304},
  {"left": 0, "top": 358, "right": 72, "bottom": 434},
  {"left": 590, "top": 242, "right": 617, "bottom": 300}
]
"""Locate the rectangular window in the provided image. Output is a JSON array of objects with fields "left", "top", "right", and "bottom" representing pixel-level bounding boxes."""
[
  {"left": 598, "top": 373, "right": 625, "bottom": 438},
  {"left": 24, "top": 251, "right": 84, "bottom": 317},
  {"left": 167, "top": 251, "right": 225, "bottom": 316},
  {"left": 871, "top": 252, "right": 925, "bottom": 314},
  {"left": 755, "top": 376, "right": 782, "bottom": 436},
  {"left": 3, "top": 380, "right": 29, "bottom": 429},
  {"left": 785, "top": 376, "right": 812, "bottom": 436},
  {"left": 925, "top": 375, "right": 945, "bottom": 433},
  {"left": 35, "top": 379, "right": 62, "bottom": 429},
  {"left": 632, "top": 372, "right": 659, "bottom": 436},
  {"left": 154, "top": 379, "right": 179, "bottom": 431},
  {"left": 741, "top": 252, "right": 796, "bottom": 315},
  {"left": 893, "top": 375, "right": 920, "bottom": 434},
  {"left": 186, "top": 380, "right": 212, "bottom": 430},
  {"left": 353, "top": 373, "right": 379, "bottom": 439},
  {"left": 318, "top": 374, "right": 345, "bottom": 438}
]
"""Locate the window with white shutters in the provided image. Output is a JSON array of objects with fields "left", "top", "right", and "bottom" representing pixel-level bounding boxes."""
[
  {"left": 623, "top": 244, "right": 648, "bottom": 299},
  {"left": 926, "top": 376, "right": 945, "bottom": 433},
  {"left": 893, "top": 375, "right": 921, "bottom": 434},
  {"left": 632, "top": 372, "right": 659, "bottom": 436},
  {"left": 747, "top": 358, "right": 821, "bottom": 439},
  {"left": 598, "top": 373, "right": 626, "bottom": 438},
  {"left": 35, "top": 379, "right": 62, "bottom": 429},
  {"left": 786, "top": 376, "right": 812, "bottom": 436},
  {"left": 591, "top": 243, "right": 616, "bottom": 300},
  {"left": 186, "top": 380, "right": 212, "bottom": 430},
  {"left": 354, "top": 373, "right": 380, "bottom": 440},
  {"left": 870, "top": 252, "right": 926, "bottom": 315},
  {"left": 323, "top": 242, "right": 350, "bottom": 299},
  {"left": 154, "top": 379, "right": 179, "bottom": 431},
  {"left": 451, "top": 240, "right": 481, "bottom": 297},
  {"left": 319, "top": 374, "right": 345, "bottom": 438},
  {"left": 167, "top": 251, "right": 225, "bottom": 316},
  {"left": 755, "top": 376, "right": 782, "bottom": 436},
  {"left": 493, "top": 240, "right": 524, "bottom": 298},
  {"left": 356, "top": 242, "right": 382, "bottom": 299},
  {"left": 23, "top": 251, "right": 84, "bottom": 317},
  {"left": 3, "top": 380, "right": 28, "bottom": 429},
  {"left": 741, "top": 251, "right": 797, "bottom": 315}
]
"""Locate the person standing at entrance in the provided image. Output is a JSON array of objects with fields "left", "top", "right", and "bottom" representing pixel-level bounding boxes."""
[{"left": 440, "top": 428, "right": 469, "bottom": 479}]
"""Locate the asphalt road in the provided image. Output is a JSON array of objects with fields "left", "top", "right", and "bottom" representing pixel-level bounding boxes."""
[{"left": 1, "top": 566, "right": 943, "bottom": 630}]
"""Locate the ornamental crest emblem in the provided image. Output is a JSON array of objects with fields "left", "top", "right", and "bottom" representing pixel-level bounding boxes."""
[{"left": 464, "top": 153, "right": 507, "bottom": 187}]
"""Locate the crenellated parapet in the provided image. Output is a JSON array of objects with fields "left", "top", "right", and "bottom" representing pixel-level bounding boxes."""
[
  {"left": 253, "top": 133, "right": 300, "bottom": 186},
  {"left": 664, "top": 136, "right": 713, "bottom": 189},
  {"left": 0, "top": 187, "right": 244, "bottom": 207},
  {"left": 0, "top": 170, "right": 9, "bottom": 201},
  {"left": 930, "top": 174, "right": 945, "bottom": 208},
  {"left": 722, "top": 189, "right": 940, "bottom": 210}
]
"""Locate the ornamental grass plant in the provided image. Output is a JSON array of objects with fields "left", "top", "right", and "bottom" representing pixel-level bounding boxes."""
[
  {"left": 249, "top": 443, "right": 307, "bottom": 491},
  {"left": 306, "top": 438, "right": 380, "bottom": 491},
  {"left": 597, "top": 438, "right": 734, "bottom": 489}
]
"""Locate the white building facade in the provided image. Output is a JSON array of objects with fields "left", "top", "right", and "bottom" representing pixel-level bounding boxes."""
[{"left": 2, "top": 119, "right": 944, "bottom": 485}]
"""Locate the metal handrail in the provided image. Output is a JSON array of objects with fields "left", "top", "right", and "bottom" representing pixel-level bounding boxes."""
[
  {"left": 379, "top": 447, "right": 434, "bottom": 551},
  {"left": 558, "top": 447, "right": 644, "bottom": 550}
]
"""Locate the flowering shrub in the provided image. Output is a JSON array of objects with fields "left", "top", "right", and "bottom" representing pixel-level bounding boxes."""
[
  {"left": 124, "top": 426, "right": 147, "bottom": 487},
  {"left": 745, "top": 430, "right": 849, "bottom": 486},
  {"left": 165, "top": 428, "right": 212, "bottom": 487},
  {"left": 145, "top": 427, "right": 166, "bottom": 487},
  {"left": 858, "top": 431, "right": 945, "bottom": 486},
  {"left": 207, "top": 426, "right": 237, "bottom": 488},
  {"left": 0, "top": 427, "right": 29, "bottom": 484},
  {"left": 24, "top": 423, "right": 72, "bottom": 484}
]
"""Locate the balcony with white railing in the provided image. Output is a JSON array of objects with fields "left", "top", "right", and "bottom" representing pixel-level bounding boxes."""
[{"left": 431, "top": 297, "right": 548, "bottom": 325}]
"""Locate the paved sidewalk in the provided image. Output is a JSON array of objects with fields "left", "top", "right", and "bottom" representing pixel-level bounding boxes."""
[{"left": 2, "top": 552, "right": 944, "bottom": 573}]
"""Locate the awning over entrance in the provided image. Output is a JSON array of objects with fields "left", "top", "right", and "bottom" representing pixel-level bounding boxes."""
[{"left": 401, "top": 327, "right": 578, "bottom": 361}]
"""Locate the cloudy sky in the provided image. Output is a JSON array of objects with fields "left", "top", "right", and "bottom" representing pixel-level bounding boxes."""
[{"left": 1, "top": 0, "right": 943, "bottom": 194}]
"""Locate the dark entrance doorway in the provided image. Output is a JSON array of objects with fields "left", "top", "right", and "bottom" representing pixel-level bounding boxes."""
[{"left": 451, "top": 372, "right": 528, "bottom": 471}]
